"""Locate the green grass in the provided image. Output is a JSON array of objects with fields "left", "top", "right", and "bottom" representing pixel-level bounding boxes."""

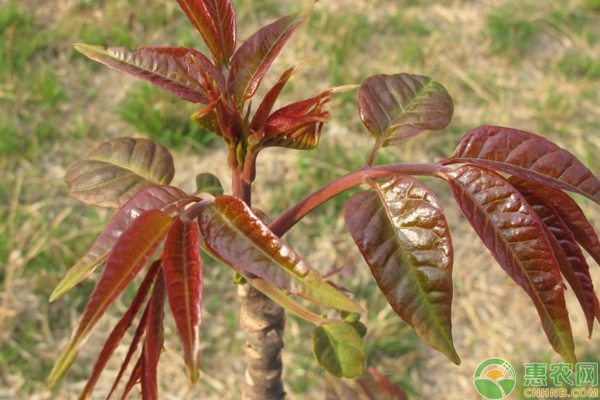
[{"left": 484, "top": 7, "right": 539, "bottom": 60}]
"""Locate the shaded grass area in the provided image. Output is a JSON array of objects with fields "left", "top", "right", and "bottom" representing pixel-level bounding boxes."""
[{"left": 1, "top": 0, "right": 600, "bottom": 398}]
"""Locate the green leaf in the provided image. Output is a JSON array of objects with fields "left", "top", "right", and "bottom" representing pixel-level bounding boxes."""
[
  {"left": 47, "top": 210, "right": 172, "bottom": 388},
  {"left": 311, "top": 321, "right": 365, "bottom": 378},
  {"left": 447, "top": 164, "right": 576, "bottom": 363},
  {"left": 345, "top": 175, "right": 459, "bottom": 364},
  {"left": 50, "top": 185, "right": 192, "bottom": 301},
  {"left": 358, "top": 73, "right": 453, "bottom": 147},
  {"left": 195, "top": 173, "right": 224, "bottom": 196},
  {"left": 65, "top": 138, "right": 176, "bottom": 208},
  {"left": 197, "top": 195, "right": 362, "bottom": 313}
]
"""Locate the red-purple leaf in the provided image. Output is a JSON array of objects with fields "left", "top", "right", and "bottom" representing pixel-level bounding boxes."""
[
  {"left": 227, "top": 9, "right": 310, "bottom": 104},
  {"left": 357, "top": 366, "right": 409, "bottom": 400},
  {"left": 358, "top": 73, "right": 453, "bottom": 147},
  {"left": 47, "top": 210, "right": 173, "bottom": 388},
  {"left": 119, "top": 355, "right": 142, "bottom": 400},
  {"left": 175, "top": 0, "right": 236, "bottom": 68},
  {"left": 141, "top": 273, "right": 167, "bottom": 400},
  {"left": 443, "top": 126, "right": 600, "bottom": 205},
  {"left": 74, "top": 44, "right": 224, "bottom": 103},
  {"left": 197, "top": 195, "right": 362, "bottom": 313},
  {"left": 163, "top": 217, "right": 203, "bottom": 383},
  {"left": 50, "top": 185, "right": 193, "bottom": 301},
  {"left": 344, "top": 176, "right": 459, "bottom": 364},
  {"left": 65, "top": 138, "right": 176, "bottom": 209},
  {"left": 512, "top": 182, "right": 599, "bottom": 334},
  {"left": 447, "top": 164, "right": 575, "bottom": 363},
  {"left": 510, "top": 177, "right": 600, "bottom": 269},
  {"left": 78, "top": 261, "right": 162, "bottom": 400}
]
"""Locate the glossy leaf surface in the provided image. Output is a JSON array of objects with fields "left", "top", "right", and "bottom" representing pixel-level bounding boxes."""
[
  {"left": 65, "top": 138, "right": 176, "bottom": 208},
  {"left": 357, "top": 366, "right": 409, "bottom": 400},
  {"left": 47, "top": 210, "right": 172, "bottom": 388},
  {"left": 345, "top": 176, "right": 459, "bottom": 364},
  {"left": 227, "top": 10, "right": 309, "bottom": 103},
  {"left": 358, "top": 73, "right": 453, "bottom": 147},
  {"left": 74, "top": 44, "right": 224, "bottom": 103},
  {"left": 444, "top": 126, "right": 600, "bottom": 205},
  {"left": 175, "top": 0, "right": 236, "bottom": 68},
  {"left": 447, "top": 165, "right": 575, "bottom": 363},
  {"left": 515, "top": 185, "right": 598, "bottom": 333},
  {"left": 142, "top": 273, "right": 167, "bottom": 400},
  {"left": 198, "top": 195, "right": 362, "bottom": 313},
  {"left": 311, "top": 321, "right": 365, "bottom": 378},
  {"left": 78, "top": 261, "right": 161, "bottom": 400},
  {"left": 164, "top": 217, "right": 203, "bottom": 383},
  {"left": 195, "top": 172, "right": 224, "bottom": 197},
  {"left": 510, "top": 177, "right": 600, "bottom": 268},
  {"left": 51, "top": 185, "right": 191, "bottom": 301}
]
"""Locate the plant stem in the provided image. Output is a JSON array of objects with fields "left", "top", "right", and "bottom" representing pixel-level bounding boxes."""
[{"left": 269, "top": 162, "right": 443, "bottom": 237}]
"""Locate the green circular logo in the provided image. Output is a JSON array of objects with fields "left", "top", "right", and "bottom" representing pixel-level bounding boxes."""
[{"left": 473, "top": 358, "right": 517, "bottom": 399}]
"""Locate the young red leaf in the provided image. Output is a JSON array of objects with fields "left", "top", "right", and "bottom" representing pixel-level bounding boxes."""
[
  {"left": 74, "top": 44, "right": 224, "bottom": 103},
  {"left": 119, "top": 355, "right": 142, "bottom": 400},
  {"left": 163, "top": 217, "right": 203, "bottom": 383},
  {"left": 358, "top": 73, "right": 453, "bottom": 147},
  {"left": 142, "top": 273, "right": 167, "bottom": 400},
  {"left": 51, "top": 185, "right": 193, "bottom": 301},
  {"left": 443, "top": 126, "right": 600, "bottom": 205},
  {"left": 47, "top": 209, "right": 173, "bottom": 388},
  {"left": 513, "top": 183, "right": 599, "bottom": 334},
  {"left": 175, "top": 0, "right": 236, "bottom": 68},
  {"left": 510, "top": 177, "right": 600, "bottom": 268},
  {"left": 65, "top": 138, "right": 176, "bottom": 208},
  {"left": 227, "top": 7, "right": 311, "bottom": 104},
  {"left": 344, "top": 175, "right": 459, "bottom": 364},
  {"left": 447, "top": 164, "right": 576, "bottom": 363},
  {"left": 197, "top": 195, "right": 362, "bottom": 313},
  {"left": 357, "top": 366, "right": 409, "bottom": 400},
  {"left": 77, "top": 260, "right": 162, "bottom": 400}
]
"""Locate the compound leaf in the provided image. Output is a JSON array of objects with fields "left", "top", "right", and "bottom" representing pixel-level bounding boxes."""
[
  {"left": 141, "top": 273, "right": 167, "bottom": 400},
  {"left": 443, "top": 126, "right": 600, "bottom": 205},
  {"left": 447, "top": 164, "right": 575, "bottom": 363},
  {"left": 74, "top": 44, "right": 223, "bottom": 103},
  {"left": 197, "top": 195, "right": 362, "bottom": 313},
  {"left": 47, "top": 210, "right": 172, "bottom": 388},
  {"left": 51, "top": 185, "right": 193, "bottom": 301},
  {"left": 345, "top": 175, "right": 459, "bottom": 364},
  {"left": 65, "top": 138, "right": 176, "bottom": 208},
  {"left": 227, "top": 9, "right": 310, "bottom": 104},
  {"left": 163, "top": 217, "right": 203, "bottom": 383},
  {"left": 358, "top": 73, "right": 453, "bottom": 147},
  {"left": 311, "top": 321, "right": 365, "bottom": 378}
]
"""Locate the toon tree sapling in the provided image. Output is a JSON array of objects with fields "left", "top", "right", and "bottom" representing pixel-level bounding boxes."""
[{"left": 47, "top": 0, "right": 600, "bottom": 398}]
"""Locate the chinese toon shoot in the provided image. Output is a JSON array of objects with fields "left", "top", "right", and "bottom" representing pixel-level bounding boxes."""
[{"left": 46, "top": 0, "right": 600, "bottom": 399}]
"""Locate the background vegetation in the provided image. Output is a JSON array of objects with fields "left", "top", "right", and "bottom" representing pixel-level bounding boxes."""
[{"left": 1, "top": 0, "right": 600, "bottom": 398}]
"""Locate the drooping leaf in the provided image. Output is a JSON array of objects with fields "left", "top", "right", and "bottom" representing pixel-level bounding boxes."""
[
  {"left": 163, "top": 217, "right": 203, "bottom": 383},
  {"left": 513, "top": 183, "right": 599, "bottom": 333},
  {"left": 119, "top": 355, "right": 143, "bottom": 400},
  {"left": 510, "top": 177, "right": 600, "bottom": 268},
  {"left": 446, "top": 164, "right": 575, "bottom": 363},
  {"left": 197, "top": 195, "right": 362, "bottom": 313},
  {"left": 78, "top": 261, "right": 162, "bottom": 400},
  {"left": 47, "top": 210, "right": 172, "bottom": 388},
  {"left": 175, "top": 0, "right": 236, "bottom": 68},
  {"left": 227, "top": 8, "right": 311, "bottom": 104},
  {"left": 443, "top": 126, "right": 600, "bottom": 205},
  {"left": 357, "top": 366, "right": 409, "bottom": 400},
  {"left": 344, "top": 175, "right": 459, "bottom": 364},
  {"left": 195, "top": 172, "right": 224, "bottom": 197},
  {"left": 311, "top": 321, "right": 365, "bottom": 378},
  {"left": 51, "top": 185, "right": 192, "bottom": 301},
  {"left": 141, "top": 273, "right": 167, "bottom": 400},
  {"left": 250, "top": 57, "right": 316, "bottom": 131},
  {"left": 358, "top": 73, "right": 453, "bottom": 147},
  {"left": 74, "top": 44, "right": 224, "bottom": 103},
  {"left": 65, "top": 138, "right": 176, "bottom": 208}
]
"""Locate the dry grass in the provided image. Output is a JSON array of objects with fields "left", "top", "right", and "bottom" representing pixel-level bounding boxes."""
[{"left": 2, "top": 0, "right": 600, "bottom": 399}]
